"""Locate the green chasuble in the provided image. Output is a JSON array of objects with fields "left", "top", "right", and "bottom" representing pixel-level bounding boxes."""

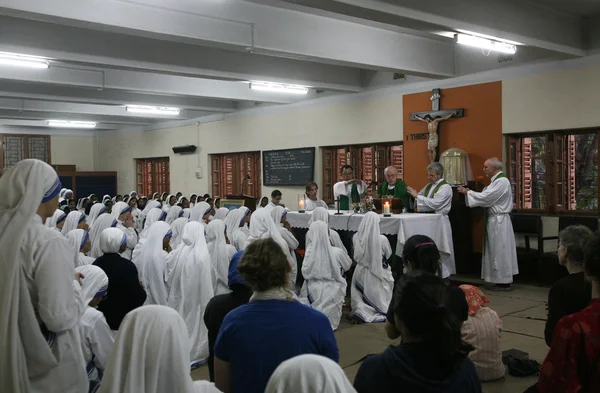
[
  {"left": 377, "top": 180, "right": 414, "bottom": 212},
  {"left": 339, "top": 183, "right": 361, "bottom": 210}
]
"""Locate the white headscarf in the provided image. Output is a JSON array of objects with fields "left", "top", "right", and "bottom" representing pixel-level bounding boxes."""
[
  {"left": 165, "top": 206, "right": 183, "bottom": 225},
  {"left": 170, "top": 217, "right": 189, "bottom": 250},
  {"left": 65, "top": 229, "right": 94, "bottom": 267},
  {"left": 135, "top": 221, "right": 172, "bottom": 306},
  {"left": 212, "top": 207, "right": 229, "bottom": 221},
  {"left": 97, "top": 305, "right": 221, "bottom": 393},
  {"left": 181, "top": 208, "right": 191, "bottom": 219},
  {"left": 190, "top": 202, "right": 211, "bottom": 222},
  {"left": 102, "top": 195, "right": 111, "bottom": 204},
  {"left": 89, "top": 214, "right": 118, "bottom": 258},
  {"left": 257, "top": 196, "right": 269, "bottom": 209},
  {"left": 354, "top": 211, "right": 388, "bottom": 278},
  {"left": 142, "top": 199, "right": 161, "bottom": 216},
  {"left": 270, "top": 206, "right": 288, "bottom": 226},
  {"left": 99, "top": 227, "right": 127, "bottom": 254},
  {"left": 76, "top": 198, "right": 88, "bottom": 212},
  {"left": 139, "top": 208, "right": 166, "bottom": 239},
  {"left": 58, "top": 187, "right": 67, "bottom": 202},
  {"left": 308, "top": 207, "right": 329, "bottom": 226},
  {"left": 74, "top": 265, "right": 108, "bottom": 306},
  {"left": 61, "top": 211, "right": 86, "bottom": 235},
  {"left": 110, "top": 201, "right": 132, "bottom": 221},
  {"left": 245, "top": 208, "right": 288, "bottom": 256},
  {"left": 224, "top": 207, "right": 248, "bottom": 248},
  {"left": 265, "top": 354, "right": 357, "bottom": 393},
  {"left": 206, "top": 219, "right": 232, "bottom": 295},
  {"left": 165, "top": 222, "right": 213, "bottom": 365},
  {"left": 0, "top": 159, "right": 63, "bottom": 393},
  {"left": 87, "top": 203, "right": 108, "bottom": 228},
  {"left": 303, "top": 221, "right": 339, "bottom": 280},
  {"left": 45, "top": 209, "right": 66, "bottom": 229}
]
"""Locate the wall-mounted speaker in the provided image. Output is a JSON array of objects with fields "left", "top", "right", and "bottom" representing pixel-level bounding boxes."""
[{"left": 172, "top": 145, "right": 197, "bottom": 154}]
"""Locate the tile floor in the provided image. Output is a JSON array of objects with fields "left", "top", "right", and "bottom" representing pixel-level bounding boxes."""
[{"left": 191, "top": 276, "right": 550, "bottom": 393}]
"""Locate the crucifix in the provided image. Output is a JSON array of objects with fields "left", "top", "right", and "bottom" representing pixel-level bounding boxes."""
[{"left": 409, "top": 88, "right": 464, "bottom": 162}]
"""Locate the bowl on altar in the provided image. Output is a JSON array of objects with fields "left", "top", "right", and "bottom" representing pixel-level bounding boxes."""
[{"left": 373, "top": 198, "right": 404, "bottom": 214}]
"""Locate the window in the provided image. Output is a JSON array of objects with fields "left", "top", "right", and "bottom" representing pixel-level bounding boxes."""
[
  {"left": 135, "top": 157, "right": 170, "bottom": 197},
  {"left": 507, "top": 131, "right": 599, "bottom": 213},
  {"left": 321, "top": 143, "right": 404, "bottom": 203},
  {"left": 211, "top": 152, "right": 261, "bottom": 197},
  {"left": 0, "top": 134, "right": 50, "bottom": 170}
]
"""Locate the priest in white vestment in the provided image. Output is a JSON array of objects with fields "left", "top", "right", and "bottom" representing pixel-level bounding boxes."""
[
  {"left": 0, "top": 159, "right": 88, "bottom": 393},
  {"left": 407, "top": 162, "right": 456, "bottom": 278},
  {"left": 333, "top": 165, "right": 367, "bottom": 210},
  {"left": 458, "top": 157, "right": 519, "bottom": 289},
  {"left": 301, "top": 221, "right": 352, "bottom": 330}
]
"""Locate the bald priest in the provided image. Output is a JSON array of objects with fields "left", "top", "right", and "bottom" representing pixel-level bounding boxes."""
[{"left": 375, "top": 166, "right": 414, "bottom": 213}]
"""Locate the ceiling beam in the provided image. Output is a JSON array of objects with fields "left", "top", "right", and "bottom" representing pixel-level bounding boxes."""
[
  {"left": 0, "top": 0, "right": 456, "bottom": 78},
  {"left": 273, "top": 0, "right": 585, "bottom": 57}
]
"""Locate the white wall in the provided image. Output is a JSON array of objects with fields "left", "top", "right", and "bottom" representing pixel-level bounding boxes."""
[{"left": 50, "top": 134, "right": 97, "bottom": 171}]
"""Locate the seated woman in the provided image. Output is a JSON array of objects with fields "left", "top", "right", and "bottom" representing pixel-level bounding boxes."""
[
  {"left": 206, "top": 219, "right": 237, "bottom": 295},
  {"left": 98, "top": 305, "right": 221, "bottom": 393},
  {"left": 93, "top": 228, "right": 146, "bottom": 330},
  {"left": 214, "top": 238, "right": 339, "bottom": 393},
  {"left": 132, "top": 221, "right": 172, "bottom": 306},
  {"left": 166, "top": 222, "right": 214, "bottom": 367},
  {"left": 75, "top": 265, "right": 114, "bottom": 392},
  {"left": 305, "top": 207, "right": 347, "bottom": 253},
  {"left": 544, "top": 225, "right": 592, "bottom": 347},
  {"left": 266, "top": 354, "right": 357, "bottom": 393},
  {"left": 354, "top": 272, "right": 481, "bottom": 393},
  {"left": 212, "top": 207, "right": 230, "bottom": 221},
  {"left": 525, "top": 231, "right": 600, "bottom": 393},
  {"left": 271, "top": 206, "right": 300, "bottom": 282},
  {"left": 385, "top": 234, "right": 468, "bottom": 340},
  {"left": 61, "top": 210, "right": 89, "bottom": 235},
  {"left": 190, "top": 201, "right": 212, "bottom": 224},
  {"left": 65, "top": 229, "right": 95, "bottom": 267},
  {"left": 301, "top": 221, "right": 352, "bottom": 330},
  {"left": 350, "top": 212, "right": 393, "bottom": 323},
  {"left": 204, "top": 250, "right": 252, "bottom": 382},
  {"left": 459, "top": 285, "right": 504, "bottom": 382},
  {"left": 45, "top": 208, "right": 67, "bottom": 231}
]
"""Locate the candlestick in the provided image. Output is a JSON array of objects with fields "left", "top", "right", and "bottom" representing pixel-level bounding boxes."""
[
  {"left": 383, "top": 201, "right": 390, "bottom": 215},
  {"left": 299, "top": 199, "right": 305, "bottom": 209}
]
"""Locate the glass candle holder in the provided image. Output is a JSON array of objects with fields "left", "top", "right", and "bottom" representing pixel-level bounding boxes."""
[
  {"left": 383, "top": 197, "right": 392, "bottom": 216},
  {"left": 298, "top": 194, "right": 306, "bottom": 212}
]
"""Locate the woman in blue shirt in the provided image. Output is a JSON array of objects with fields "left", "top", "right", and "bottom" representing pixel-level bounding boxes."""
[{"left": 214, "top": 238, "right": 339, "bottom": 393}]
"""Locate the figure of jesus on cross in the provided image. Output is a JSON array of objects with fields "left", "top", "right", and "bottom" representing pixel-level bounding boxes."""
[{"left": 410, "top": 88, "right": 464, "bottom": 163}]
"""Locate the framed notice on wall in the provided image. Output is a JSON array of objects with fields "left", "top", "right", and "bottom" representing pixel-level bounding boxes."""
[{"left": 262, "top": 147, "right": 315, "bottom": 186}]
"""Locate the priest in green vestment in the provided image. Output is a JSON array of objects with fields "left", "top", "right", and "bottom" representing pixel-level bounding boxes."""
[
  {"left": 333, "top": 164, "right": 368, "bottom": 210},
  {"left": 376, "top": 166, "right": 414, "bottom": 212}
]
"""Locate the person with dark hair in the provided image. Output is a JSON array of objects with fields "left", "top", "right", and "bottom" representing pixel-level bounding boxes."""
[
  {"left": 333, "top": 164, "right": 367, "bottom": 210},
  {"left": 305, "top": 182, "right": 327, "bottom": 211},
  {"left": 67, "top": 198, "right": 77, "bottom": 212},
  {"left": 354, "top": 272, "right": 481, "bottom": 393},
  {"left": 214, "top": 238, "right": 339, "bottom": 393},
  {"left": 385, "top": 235, "right": 468, "bottom": 340},
  {"left": 257, "top": 196, "right": 269, "bottom": 209},
  {"left": 525, "top": 231, "right": 600, "bottom": 393},
  {"left": 544, "top": 225, "right": 592, "bottom": 347},
  {"left": 266, "top": 189, "right": 283, "bottom": 211}
]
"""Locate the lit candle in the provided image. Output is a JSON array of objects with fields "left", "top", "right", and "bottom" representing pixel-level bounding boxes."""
[
  {"left": 383, "top": 201, "right": 390, "bottom": 215},
  {"left": 299, "top": 199, "right": 305, "bottom": 210}
]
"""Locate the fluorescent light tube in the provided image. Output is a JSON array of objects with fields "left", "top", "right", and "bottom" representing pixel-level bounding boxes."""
[
  {"left": 250, "top": 82, "right": 309, "bottom": 95},
  {"left": 455, "top": 34, "right": 517, "bottom": 54},
  {"left": 48, "top": 120, "right": 97, "bottom": 129},
  {"left": 0, "top": 52, "right": 49, "bottom": 69},
  {"left": 126, "top": 105, "right": 180, "bottom": 115}
]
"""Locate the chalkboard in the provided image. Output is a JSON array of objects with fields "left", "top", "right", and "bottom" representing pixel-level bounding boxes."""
[{"left": 263, "top": 147, "right": 315, "bottom": 186}]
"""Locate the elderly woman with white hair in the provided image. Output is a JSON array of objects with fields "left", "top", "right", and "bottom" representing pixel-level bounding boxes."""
[
  {"left": 93, "top": 228, "right": 146, "bottom": 330},
  {"left": 75, "top": 265, "right": 114, "bottom": 392},
  {"left": 350, "top": 211, "right": 394, "bottom": 323},
  {"left": 166, "top": 222, "right": 214, "bottom": 367},
  {"left": 0, "top": 159, "right": 88, "bottom": 393}
]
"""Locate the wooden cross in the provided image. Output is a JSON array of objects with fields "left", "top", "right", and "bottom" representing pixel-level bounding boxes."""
[{"left": 409, "top": 88, "right": 464, "bottom": 162}]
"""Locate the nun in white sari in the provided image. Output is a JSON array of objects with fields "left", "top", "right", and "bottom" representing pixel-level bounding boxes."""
[
  {"left": 74, "top": 265, "right": 114, "bottom": 392},
  {"left": 61, "top": 210, "right": 88, "bottom": 235},
  {"left": 170, "top": 217, "right": 189, "bottom": 250},
  {"left": 270, "top": 206, "right": 299, "bottom": 276},
  {"left": 212, "top": 207, "right": 229, "bottom": 221},
  {"left": 133, "top": 221, "right": 172, "bottom": 306},
  {"left": 246, "top": 208, "right": 297, "bottom": 287},
  {"left": 224, "top": 207, "right": 251, "bottom": 251},
  {"left": 111, "top": 201, "right": 138, "bottom": 260},
  {"left": 305, "top": 207, "right": 346, "bottom": 253},
  {"left": 166, "top": 222, "right": 214, "bottom": 366},
  {"left": 89, "top": 214, "right": 118, "bottom": 258},
  {"left": 0, "top": 159, "right": 87, "bottom": 393},
  {"left": 165, "top": 205, "right": 184, "bottom": 224},
  {"left": 139, "top": 208, "right": 166, "bottom": 239},
  {"left": 97, "top": 305, "right": 221, "bottom": 393},
  {"left": 206, "top": 219, "right": 236, "bottom": 295},
  {"left": 350, "top": 212, "right": 394, "bottom": 323},
  {"left": 300, "top": 221, "right": 352, "bottom": 330},
  {"left": 139, "top": 199, "right": 161, "bottom": 230},
  {"left": 45, "top": 209, "right": 66, "bottom": 230},
  {"left": 66, "top": 229, "right": 95, "bottom": 267},
  {"left": 190, "top": 201, "right": 212, "bottom": 223},
  {"left": 87, "top": 203, "right": 108, "bottom": 228}
]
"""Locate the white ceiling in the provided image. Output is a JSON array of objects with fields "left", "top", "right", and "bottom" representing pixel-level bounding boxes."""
[{"left": 0, "top": 0, "right": 595, "bottom": 133}]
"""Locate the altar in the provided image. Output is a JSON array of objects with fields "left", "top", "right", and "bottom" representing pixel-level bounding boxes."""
[{"left": 286, "top": 210, "right": 454, "bottom": 261}]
